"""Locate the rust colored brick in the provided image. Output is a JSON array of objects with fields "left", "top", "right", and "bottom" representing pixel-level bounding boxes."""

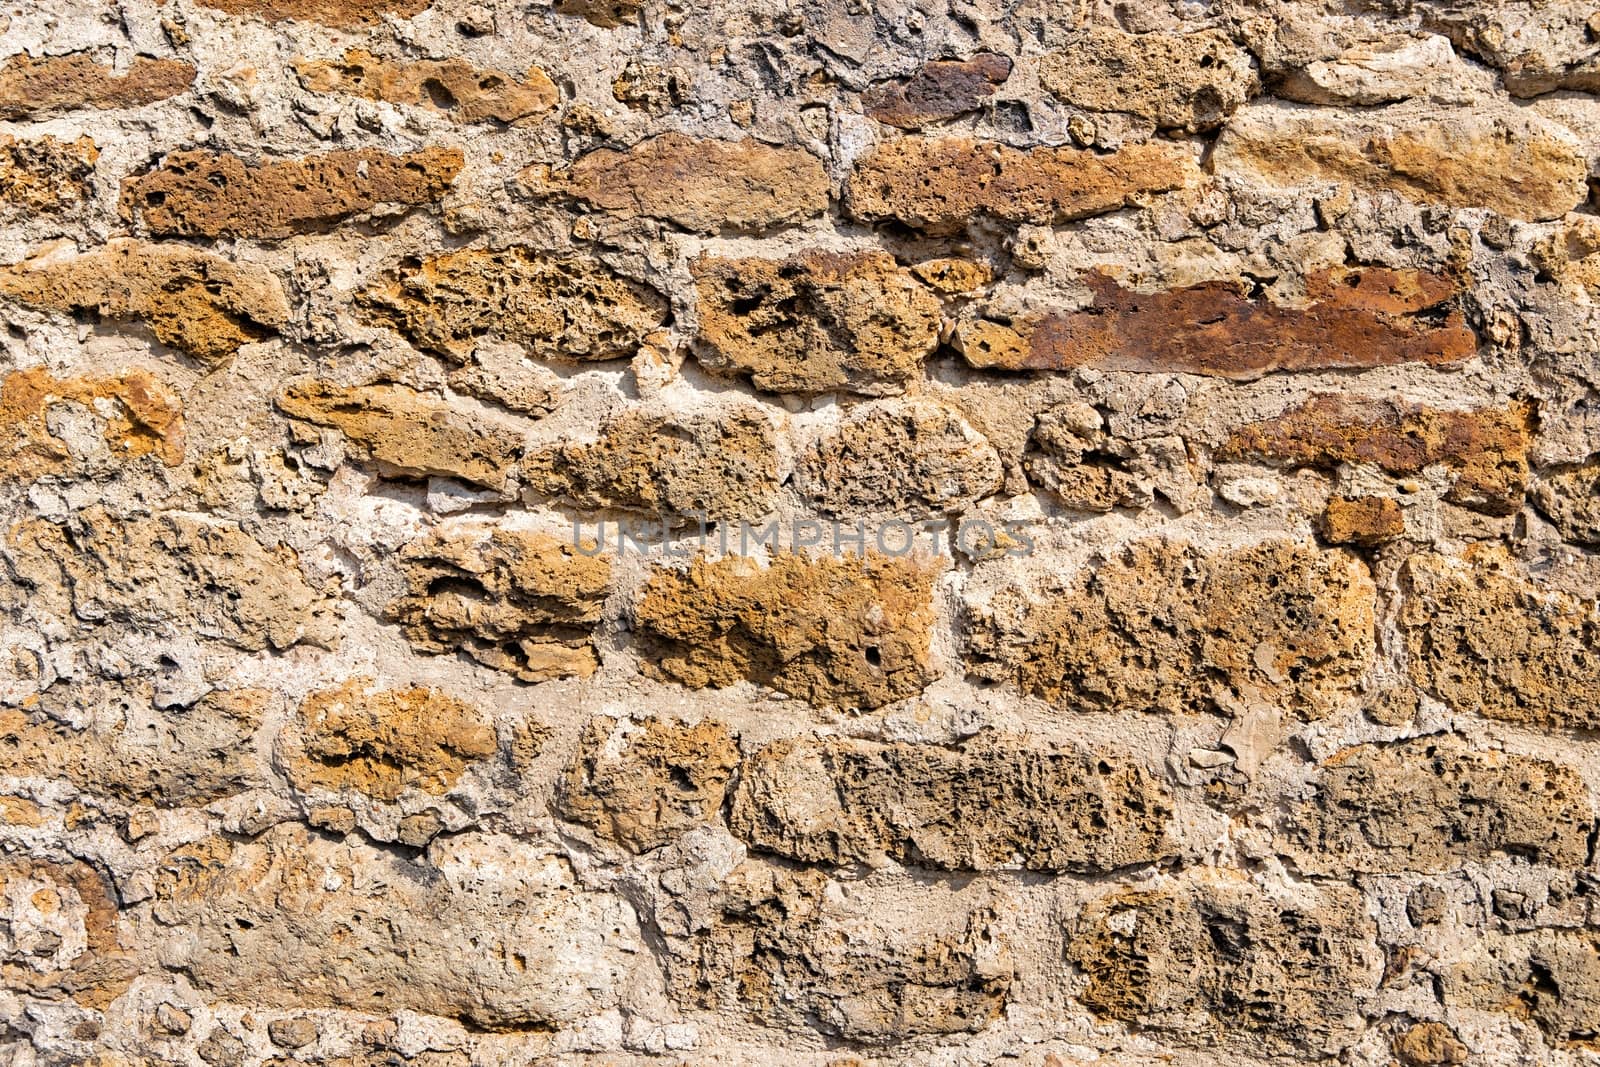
[
  {"left": 957, "top": 266, "right": 1477, "bottom": 379},
  {"left": 1221, "top": 395, "right": 1530, "bottom": 514}
]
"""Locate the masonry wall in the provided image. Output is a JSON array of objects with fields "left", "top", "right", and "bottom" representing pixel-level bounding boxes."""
[{"left": 3, "top": 1, "right": 1600, "bottom": 1065}]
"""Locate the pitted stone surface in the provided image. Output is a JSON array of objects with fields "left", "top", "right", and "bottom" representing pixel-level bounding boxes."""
[{"left": 7, "top": 1, "right": 1600, "bottom": 1063}]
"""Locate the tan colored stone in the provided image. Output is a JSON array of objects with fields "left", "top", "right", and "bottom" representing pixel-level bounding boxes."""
[
  {"left": 1068, "top": 876, "right": 1379, "bottom": 1056},
  {"left": 611, "top": 59, "right": 693, "bottom": 114},
  {"left": 957, "top": 267, "right": 1478, "bottom": 379},
  {"left": 524, "top": 402, "right": 781, "bottom": 521},
  {"left": 911, "top": 256, "right": 993, "bottom": 294},
  {"left": 0, "top": 54, "right": 193, "bottom": 119},
  {"left": 664, "top": 859, "right": 1010, "bottom": 1042},
  {"left": 1393, "top": 1021, "right": 1468, "bottom": 1066},
  {"left": 154, "top": 826, "right": 644, "bottom": 1027},
  {"left": 293, "top": 50, "right": 556, "bottom": 124},
  {"left": 1321, "top": 495, "right": 1406, "bottom": 545},
  {"left": 554, "top": 0, "right": 641, "bottom": 27},
  {"left": 1449, "top": 928, "right": 1600, "bottom": 1046},
  {"left": 635, "top": 553, "right": 940, "bottom": 710},
  {"left": 1423, "top": 5, "right": 1600, "bottom": 98},
  {"left": 122, "top": 147, "right": 462, "bottom": 239},
  {"left": 1039, "top": 28, "right": 1256, "bottom": 131},
  {"left": 691, "top": 250, "right": 941, "bottom": 395},
  {"left": 0, "top": 688, "right": 267, "bottom": 806},
  {"left": 1290, "top": 736, "right": 1594, "bottom": 873},
  {"left": 557, "top": 715, "right": 740, "bottom": 852},
  {"left": 360, "top": 245, "right": 667, "bottom": 362},
  {"left": 1, "top": 366, "right": 184, "bottom": 481},
  {"left": 1276, "top": 35, "right": 1462, "bottom": 107},
  {"left": 1221, "top": 395, "right": 1530, "bottom": 515},
  {"left": 863, "top": 54, "right": 1012, "bottom": 129},
  {"left": 388, "top": 525, "right": 610, "bottom": 682},
  {"left": 1024, "top": 401, "right": 1155, "bottom": 512},
  {"left": 730, "top": 733, "right": 1171, "bottom": 872},
  {"left": 7, "top": 507, "right": 334, "bottom": 652},
  {"left": 276, "top": 379, "right": 524, "bottom": 491},
  {"left": 0, "top": 239, "right": 290, "bottom": 362},
  {"left": 285, "top": 678, "right": 496, "bottom": 802},
  {"left": 794, "top": 399, "right": 1002, "bottom": 516},
  {"left": 1534, "top": 461, "right": 1600, "bottom": 544},
  {"left": 844, "top": 136, "right": 1197, "bottom": 234},
  {"left": 542, "top": 133, "right": 829, "bottom": 232},
  {"left": 191, "top": 0, "right": 430, "bottom": 26},
  {"left": 1401, "top": 546, "right": 1600, "bottom": 729},
  {"left": 0, "top": 135, "right": 96, "bottom": 213},
  {"left": 0, "top": 797, "right": 43, "bottom": 826},
  {"left": 1213, "top": 99, "right": 1589, "bottom": 221},
  {"left": 965, "top": 539, "right": 1376, "bottom": 719},
  {"left": 0, "top": 856, "right": 134, "bottom": 1009}
]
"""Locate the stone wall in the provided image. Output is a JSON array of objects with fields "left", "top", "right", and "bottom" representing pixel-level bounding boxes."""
[{"left": 2, "top": 1, "right": 1599, "bottom": 1064}]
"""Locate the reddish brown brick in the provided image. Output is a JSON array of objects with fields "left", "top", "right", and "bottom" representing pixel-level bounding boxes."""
[
  {"left": 956, "top": 266, "right": 1477, "bottom": 379},
  {"left": 1221, "top": 395, "right": 1531, "bottom": 515}
]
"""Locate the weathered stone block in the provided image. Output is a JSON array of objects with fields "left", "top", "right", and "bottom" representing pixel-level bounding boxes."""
[
  {"left": 965, "top": 539, "right": 1375, "bottom": 718},
  {"left": 277, "top": 379, "right": 525, "bottom": 490},
  {"left": 387, "top": 525, "right": 610, "bottom": 682},
  {"left": 1039, "top": 27, "right": 1257, "bottom": 131},
  {"left": 0, "top": 688, "right": 267, "bottom": 806},
  {"left": 729, "top": 733, "right": 1172, "bottom": 872},
  {"left": 844, "top": 136, "right": 1197, "bottom": 234},
  {"left": 155, "top": 827, "right": 644, "bottom": 1027},
  {"left": 523, "top": 402, "right": 782, "bottom": 521},
  {"left": 1221, "top": 395, "right": 1531, "bottom": 515},
  {"left": 956, "top": 267, "right": 1477, "bottom": 379},
  {"left": 360, "top": 246, "right": 667, "bottom": 362},
  {"left": 793, "top": 399, "right": 1002, "bottom": 516},
  {"left": 540, "top": 133, "right": 828, "bottom": 232},
  {"left": 691, "top": 250, "right": 941, "bottom": 395},
  {"left": 1213, "top": 99, "right": 1589, "bottom": 221},
  {"left": 0, "top": 240, "right": 290, "bottom": 362},
  {"left": 7, "top": 508, "right": 334, "bottom": 651},
  {"left": 1290, "top": 736, "right": 1594, "bottom": 873},
  {"left": 1534, "top": 461, "right": 1600, "bottom": 544},
  {"left": 557, "top": 715, "right": 739, "bottom": 852},
  {"left": 1068, "top": 876, "right": 1380, "bottom": 1056},
  {"left": 123, "top": 148, "right": 462, "bottom": 238},
  {"left": 294, "top": 50, "right": 556, "bottom": 123},
  {"left": 0, "top": 135, "right": 97, "bottom": 214},
  {"left": 0, "top": 54, "right": 193, "bottom": 119},
  {"left": 635, "top": 553, "right": 939, "bottom": 710},
  {"left": 193, "top": 0, "right": 430, "bottom": 26},
  {"left": 1449, "top": 928, "right": 1600, "bottom": 1046},
  {"left": 863, "top": 54, "right": 1012, "bottom": 129},
  {"left": 665, "top": 859, "right": 1011, "bottom": 1043},
  {"left": 1401, "top": 547, "right": 1600, "bottom": 729},
  {"left": 284, "top": 678, "right": 496, "bottom": 802}
]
